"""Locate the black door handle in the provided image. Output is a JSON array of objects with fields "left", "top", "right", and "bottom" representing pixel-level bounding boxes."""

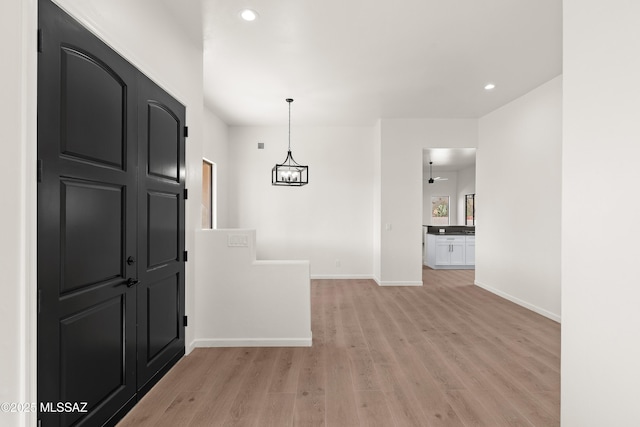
[
  {"left": 127, "top": 256, "right": 136, "bottom": 265},
  {"left": 126, "top": 278, "right": 140, "bottom": 288}
]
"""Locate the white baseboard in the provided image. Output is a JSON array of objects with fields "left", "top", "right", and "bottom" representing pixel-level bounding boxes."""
[
  {"left": 374, "top": 278, "right": 423, "bottom": 287},
  {"left": 310, "top": 274, "right": 374, "bottom": 280},
  {"left": 424, "top": 264, "right": 475, "bottom": 270},
  {"left": 193, "top": 337, "right": 312, "bottom": 348},
  {"left": 474, "top": 280, "right": 561, "bottom": 323}
]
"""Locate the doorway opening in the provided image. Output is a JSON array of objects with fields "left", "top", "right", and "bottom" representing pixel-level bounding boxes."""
[
  {"left": 422, "top": 148, "right": 476, "bottom": 226},
  {"left": 202, "top": 159, "right": 217, "bottom": 229}
]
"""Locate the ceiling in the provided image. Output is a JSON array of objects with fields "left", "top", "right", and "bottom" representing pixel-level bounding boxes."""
[
  {"left": 424, "top": 148, "right": 476, "bottom": 173},
  {"left": 198, "top": 0, "right": 562, "bottom": 126}
]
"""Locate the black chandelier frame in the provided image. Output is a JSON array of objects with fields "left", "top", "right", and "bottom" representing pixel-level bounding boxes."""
[{"left": 272, "top": 98, "right": 308, "bottom": 186}]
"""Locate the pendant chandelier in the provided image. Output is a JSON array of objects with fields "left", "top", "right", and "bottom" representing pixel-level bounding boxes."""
[{"left": 272, "top": 98, "right": 308, "bottom": 186}]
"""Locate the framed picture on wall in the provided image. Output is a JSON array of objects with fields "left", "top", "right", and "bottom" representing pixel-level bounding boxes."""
[{"left": 431, "top": 196, "right": 450, "bottom": 225}]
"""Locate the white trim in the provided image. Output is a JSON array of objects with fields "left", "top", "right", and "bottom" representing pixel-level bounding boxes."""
[
  {"left": 474, "top": 280, "right": 561, "bottom": 323},
  {"left": 375, "top": 279, "right": 423, "bottom": 287},
  {"left": 310, "top": 274, "right": 374, "bottom": 280},
  {"left": 193, "top": 338, "right": 312, "bottom": 348},
  {"left": 25, "top": 1, "right": 39, "bottom": 426},
  {"left": 424, "top": 264, "right": 475, "bottom": 270}
]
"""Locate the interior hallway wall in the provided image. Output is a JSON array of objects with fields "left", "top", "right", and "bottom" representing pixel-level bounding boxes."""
[
  {"left": 476, "top": 76, "right": 562, "bottom": 321},
  {"left": 379, "top": 118, "right": 478, "bottom": 285},
  {"left": 562, "top": 0, "right": 640, "bottom": 424},
  {"left": 228, "top": 125, "right": 375, "bottom": 278}
]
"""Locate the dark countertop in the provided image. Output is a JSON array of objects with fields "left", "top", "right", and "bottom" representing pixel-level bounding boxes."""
[
  {"left": 423, "top": 225, "right": 475, "bottom": 235},
  {"left": 426, "top": 231, "right": 475, "bottom": 235}
]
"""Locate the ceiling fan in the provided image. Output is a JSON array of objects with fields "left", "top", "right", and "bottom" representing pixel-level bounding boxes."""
[{"left": 427, "top": 161, "right": 448, "bottom": 184}]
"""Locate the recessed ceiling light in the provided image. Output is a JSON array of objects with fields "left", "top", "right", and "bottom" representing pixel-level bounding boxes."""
[
  {"left": 239, "top": 9, "right": 258, "bottom": 22},
  {"left": 484, "top": 83, "right": 496, "bottom": 91}
]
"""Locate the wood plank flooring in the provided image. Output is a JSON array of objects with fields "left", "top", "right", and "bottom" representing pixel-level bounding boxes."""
[{"left": 117, "top": 268, "right": 560, "bottom": 427}]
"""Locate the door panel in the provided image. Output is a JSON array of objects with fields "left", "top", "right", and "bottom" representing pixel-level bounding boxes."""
[
  {"left": 148, "top": 104, "right": 181, "bottom": 182},
  {"left": 59, "top": 296, "right": 127, "bottom": 426},
  {"left": 61, "top": 179, "right": 124, "bottom": 292},
  {"left": 60, "top": 47, "right": 126, "bottom": 169},
  {"left": 147, "top": 191, "right": 179, "bottom": 267},
  {"left": 147, "top": 274, "right": 181, "bottom": 360},
  {"left": 136, "top": 74, "right": 186, "bottom": 392}
]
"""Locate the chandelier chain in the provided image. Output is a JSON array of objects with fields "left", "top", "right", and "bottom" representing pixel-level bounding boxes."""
[{"left": 288, "top": 100, "right": 291, "bottom": 152}]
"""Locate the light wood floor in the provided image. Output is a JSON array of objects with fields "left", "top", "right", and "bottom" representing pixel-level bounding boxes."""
[{"left": 118, "top": 268, "right": 560, "bottom": 427}]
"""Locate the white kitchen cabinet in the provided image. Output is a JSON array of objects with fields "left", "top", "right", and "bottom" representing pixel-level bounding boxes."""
[
  {"left": 425, "top": 233, "right": 475, "bottom": 269},
  {"left": 435, "top": 241, "right": 451, "bottom": 265},
  {"left": 465, "top": 236, "right": 475, "bottom": 265},
  {"left": 435, "top": 236, "right": 466, "bottom": 265},
  {"left": 451, "top": 241, "right": 466, "bottom": 265}
]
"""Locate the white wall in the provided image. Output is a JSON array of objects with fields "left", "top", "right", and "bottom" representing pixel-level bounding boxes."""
[
  {"left": 422, "top": 171, "right": 458, "bottom": 225},
  {"left": 563, "top": 1, "right": 640, "bottom": 425},
  {"left": 229, "top": 126, "right": 375, "bottom": 278},
  {"left": 379, "top": 119, "right": 478, "bottom": 285},
  {"left": 456, "top": 165, "right": 476, "bottom": 225},
  {"left": 202, "top": 108, "right": 230, "bottom": 229},
  {"left": 194, "top": 229, "right": 311, "bottom": 347},
  {"left": 3, "top": 0, "right": 211, "bottom": 424},
  {"left": 476, "top": 76, "right": 562, "bottom": 321}
]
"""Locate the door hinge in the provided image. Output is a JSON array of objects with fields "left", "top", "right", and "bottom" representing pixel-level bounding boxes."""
[
  {"left": 37, "top": 160, "right": 43, "bottom": 183},
  {"left": 183, "top": 315, "right": 188, "bottom": 327},
  {"left": 183, "top": 188, "right": 188, "bottom": 200},
  {"left": 37, "top": 29, "right": 43, "bottom": 53},
  {"left": 183, "top": 251, "right": 188, "bottom": 262},
  {"left": 184, "top": 126, "right": 189, "bottom": 138}
]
